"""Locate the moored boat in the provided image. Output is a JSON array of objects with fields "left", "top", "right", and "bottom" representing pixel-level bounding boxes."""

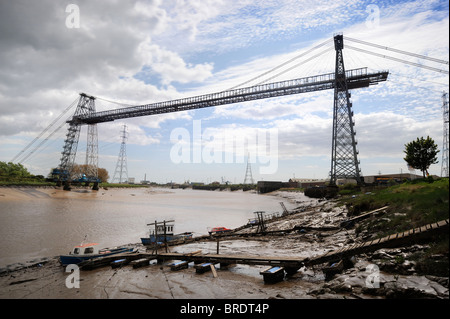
[
  {"left": 140, "top": 220, "right": 192, "bottom": 245},
  {"left": 59, "top": 243, "right": 134, "bottom": 266},
  {"left": 140, "top": 232, "right": 193, "bottom": 245},
  {"left": 207, "top": 226, "right": 232, "bottom": 235}
]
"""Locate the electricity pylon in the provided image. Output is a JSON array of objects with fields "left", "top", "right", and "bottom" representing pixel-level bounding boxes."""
[
  {"left": 243, "top": 153, "right": 254, "bottom": 184},
  {"left": 112, "top": 125, "right": 129, "bottom": 184}
]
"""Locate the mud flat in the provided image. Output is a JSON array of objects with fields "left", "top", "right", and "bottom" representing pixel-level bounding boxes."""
[{"left": 0, "top": 190, "right": 448, "bottom": 299}]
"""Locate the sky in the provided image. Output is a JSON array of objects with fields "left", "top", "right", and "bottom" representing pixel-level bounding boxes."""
[{"left": 0, "top": 0, "right": 448, "bottom": 184}]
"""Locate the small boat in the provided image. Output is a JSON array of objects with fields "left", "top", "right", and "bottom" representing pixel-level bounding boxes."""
[
  {"left": 59, "top": 243, "right": 134, "bottom": 266},
  {"left": 140, "top": 220, "right": 193, "bottom": 245},
  {"left": 140, "top": 232, "right": 193, "bottom": 245},
  {"left": 207, "top": 226, "right": 232, "bottom": 235}
]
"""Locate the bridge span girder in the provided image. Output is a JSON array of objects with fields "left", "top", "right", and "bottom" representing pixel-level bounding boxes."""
[{"left": 58, "top": 35, "right": 388, "bottom": 187}]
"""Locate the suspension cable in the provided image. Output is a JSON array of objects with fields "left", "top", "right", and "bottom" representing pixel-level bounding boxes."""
[
  {"left": 346, "top": 45, "right": 449, "bottom": 74},
  {"left": 11, "top": 98, "right": 78, "bottom": 163},
  {"left": 228, "top": 38, "right": 334, "bottom": 90},
  {"left": 94, "top": 95, "right": 135, "bottom": 108},
  {"left": 345, "top": 36, "right": 449, "bottom": 65},
  {"left": 18, "top": 114, "right": 73, "bottom": 164},
  {"left": 257, "top": 46, "right": 333, "bottom": 84}
]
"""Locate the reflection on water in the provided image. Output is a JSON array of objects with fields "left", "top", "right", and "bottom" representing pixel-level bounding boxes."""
[{"left": 0, "top": 187, "right": 297, "bottom": 267}]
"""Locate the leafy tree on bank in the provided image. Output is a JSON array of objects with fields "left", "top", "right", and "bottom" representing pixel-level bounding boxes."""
[
  {"left": 0, "top": 161, "right": 32, "bottom": 179},
  {"left": 403, "top": 136, "right": 439, "bottom": 178}
]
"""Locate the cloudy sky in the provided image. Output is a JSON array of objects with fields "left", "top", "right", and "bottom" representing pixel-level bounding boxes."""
[{"left": 0, "top": 0, "right": 448, "bottom": 184}]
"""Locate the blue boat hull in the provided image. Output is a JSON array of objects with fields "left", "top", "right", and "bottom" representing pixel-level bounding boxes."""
[
  {"left": 141, "top": 233, "right": 192, "bottom": 245},
  {"left": 141, "top": 235, "right": 174, "bottom": 245},
  {"left": 59, "top": 247, "right": 134, "bottom": 266}
]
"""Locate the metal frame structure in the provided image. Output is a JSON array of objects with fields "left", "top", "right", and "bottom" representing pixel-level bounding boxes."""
[
  {"left": 56, "top": 36, "right": 389, "bottom": 188},
  {"left": 112, "top": 124, "right": 129, "bottom": 184},
  {"left": 54, "top": 93, "right": 99, "bottom": 189},
  {"left": 329, "top": 34, "right": 362, "bottom": 186},
  {"left": 73, "top": 68, "right": 387, "bottom": 125},
  {"left": 243, "top": 152, "right": 254, "bottom": 185}
]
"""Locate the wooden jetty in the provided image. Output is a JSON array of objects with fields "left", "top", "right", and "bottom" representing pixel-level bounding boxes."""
[
  {"left": 76, "top": 218, "right": 448, "bottom": 279},
  {"left": 151, "top": 218, "right": 449, "bottom": 269},
  {"left": 305, "top": 218, "right": 449, "bottom": 267}
]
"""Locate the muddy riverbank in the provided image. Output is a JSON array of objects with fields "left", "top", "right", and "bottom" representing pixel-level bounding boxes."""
[{"left": 0, "top": 189, "right": 448, "bottom": 299}]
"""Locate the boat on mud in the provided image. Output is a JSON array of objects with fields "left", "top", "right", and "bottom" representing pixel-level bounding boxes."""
[
  {"left": 140, "top": 232, "right": 193, "bottom": 245},
  {"left": 59, "top": 243, "right": 134, "bottom": 266},
  {"left": 207, "top": 226, "right": 232, "bottom": 235},
  {"left": 140, "top": 220, "right": 192, "bottom": 245}
]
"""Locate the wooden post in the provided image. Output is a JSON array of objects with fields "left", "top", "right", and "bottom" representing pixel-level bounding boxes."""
[
  {"left": 164, "top": 220, "right": 168, "bottom": 253},
  {"left": 154, "top": 220, "right": 158, "bottom": 256},
  {"left": 210, "top": 264, "right": 218, "bottom": 278},
  {"left": 216, "top": 237, "right": 220, "bottom": 254}
]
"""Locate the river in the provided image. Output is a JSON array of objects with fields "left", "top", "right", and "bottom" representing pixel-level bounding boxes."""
[{"left": 0, "top": 187, "right": 300, "bottom": 268}]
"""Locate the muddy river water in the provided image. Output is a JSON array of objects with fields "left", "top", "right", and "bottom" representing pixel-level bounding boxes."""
[{"left": 0, "top": 187, "right": 300, "bottom": 268}]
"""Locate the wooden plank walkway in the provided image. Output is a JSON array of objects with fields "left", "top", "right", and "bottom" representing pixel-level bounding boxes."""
[
  {"left": 305, "top": 218, "right": 449, "bottom": 266},
  {"left": 149, "top": 218, "right": 449, "bottom": 268},
  {"left": 155, "top": 252, "right": 305, "bottom": 268},
  {"left": 78, "top": 218, "right": 448, "bottom": 270}
]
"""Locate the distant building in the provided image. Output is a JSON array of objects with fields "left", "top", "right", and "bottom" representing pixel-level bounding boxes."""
[
  {"left": 128, "top": 177, "right": 135, "bottom": 184},
  {"left": 363, "top": 173, "right": 423, "bottom": 185},
  {"left": 288, "top": 178, "right": 327, "bottom": 188},
  {"left": 257, "top": 181, "right": 283, "bottom": 193}
]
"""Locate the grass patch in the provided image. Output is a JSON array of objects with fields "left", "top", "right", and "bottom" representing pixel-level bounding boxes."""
[
  {"left": 340, "top": 178, "right": 449, "bottom": 236},
  {"left": 342, "top": 178, "right": 449, "bottom": 276}
]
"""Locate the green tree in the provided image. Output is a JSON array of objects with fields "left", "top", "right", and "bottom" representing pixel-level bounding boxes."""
[
  {"left": 403, "top": 136, "right": 439, "bottom": 178},
  {"left": 0, "top": 161, "right": 32, "bottom": 179}
]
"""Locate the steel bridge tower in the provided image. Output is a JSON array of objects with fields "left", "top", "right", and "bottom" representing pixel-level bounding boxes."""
[
  {"left": 441, "top": 92, "right": 449, "bottom": 178},
  {"left": 112, "top": 124, "right": 129, "bottom": 184},
  {"left": 329, "top": 34, "right": 362, "bottom": 186},
  {"left": 55, "top": 93, "right": 99, "bottom": 190}
]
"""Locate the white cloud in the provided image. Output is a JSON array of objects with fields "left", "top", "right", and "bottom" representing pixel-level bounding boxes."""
[
  {"left": 0, "top": 0, "right": 448, "bottom": 181},
  {"left": 0, "top": 0, "right": 215, "bottom": 137}
]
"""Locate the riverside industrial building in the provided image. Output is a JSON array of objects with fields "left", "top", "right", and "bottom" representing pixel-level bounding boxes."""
[{"left": 257, "top": 173, "right": 426, "bottom": 193}]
